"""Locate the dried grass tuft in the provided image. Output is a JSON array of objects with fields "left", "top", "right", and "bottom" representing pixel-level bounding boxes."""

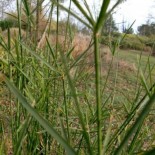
[
  {"left": 2, "top": 28, "right": 26, "bottom": 39},
  {"left": 118, "top": 60, "right": 137, "bottom": 72},
  {"left": 48, "top": 33, "right": 91, "bottom": 57},
  {"left": 72, "top": 34, "right": 91, "bottom": 57}
]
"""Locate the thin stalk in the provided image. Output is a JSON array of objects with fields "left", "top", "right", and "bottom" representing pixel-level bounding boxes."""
[
  {"left": 47, "top": 3, "right": 54, "bottom": 36},
  {"left": 147, "top": 56, "right": 152, "bottom": 87},
  {"left": 107, "top": 82, "right": 155, "bottom": 152},
  {"left": 94, "top": 33, "right": 102, "bottom": 154},
  {"left": 5, "top": 77, "right": 76, "bottom": 155},
  {"left": 95, "top": 0, "right": 110, "bottom": 33},
  {"left": 83, "top": 0, "right": 94, "bottom": 22},
  {"left": 53, "top": 2, "right": 92, "bottom": 29},
  {"left": 59, "top": 45, "right": 93, "bottom": 155},
  {"left": 64, "top": 0, "right": 72, "bottom": 50},
  {"left": 102, "top": 56, "right": 114, "bottom": 94},
  {"left": 36, "top": 0, "right": 41, "bottom": 47},
  {"left": 128, "top": 121, "right": 144, "bottom": 154},
  {"left": 134, "top": 51, "right": 143, "bottom": 105},
  {"left": 62, "top": 78, "right": 70, "bottom": 144},
  {"left": 16, "top": 0, "right": 23, "bottom": 61},
  {"left": 56, "top": 0, "right": 59, "bottom": 58},
  {"left": 72, "top": 0, "right": 95, "bottom": 27},
  {"left": 111, "top": 51, "right": 119, "bottom": 106}
]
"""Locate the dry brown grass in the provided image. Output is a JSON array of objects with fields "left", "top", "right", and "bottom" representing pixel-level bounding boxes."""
[
  {"left": 2, "top": 28, "right": 26, "bottom": 40},
  {"left": 1, "top": 29, "right": 137, "bottom": 73},
  {"left": 72, "top": 33, "right": 91, "bottom": 57},
  {"left": 100, "top": 46, "right": 112, "bottom": 62},
  {"left": 118, "top": 60, "right": 137, "bottom": 72},
  {"left": 48, "top": 33, "right": 91, "bottom": 57}
]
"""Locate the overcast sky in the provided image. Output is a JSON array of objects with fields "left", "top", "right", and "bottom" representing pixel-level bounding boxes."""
[
  {"left": 113, "top": 0, "right": 155, "bottom": 32},
  {"left": 43, "top": 0, "right": 155, "bottom": 33},
  {"left": 62, "top": 0, "right": 155, "bottom": 32}
]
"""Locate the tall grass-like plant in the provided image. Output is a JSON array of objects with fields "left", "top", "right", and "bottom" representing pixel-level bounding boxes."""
[{"left": 0, "top": 0, "right": 155, "bottom": 155}]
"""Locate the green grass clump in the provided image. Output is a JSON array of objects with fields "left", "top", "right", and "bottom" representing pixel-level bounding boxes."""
[
  {"left": 101, "top": 33, "right": 154, "bottom": 53},
  {"left": 0, "top": 0, "right": 155, "bottom": 155},
  {"left": 120, "top": 34, "right": 151, "bottom": 52}
]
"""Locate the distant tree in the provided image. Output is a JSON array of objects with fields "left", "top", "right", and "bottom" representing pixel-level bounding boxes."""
[
  {"left": 57, "top": 19, "right": 78, "bottom": 35},
  {"left": 121, "top": 17, "right": 126, "bottom": 33},
  {"left": 102, "top": 14, "right": 118, "bottom": 35},
  {"left": 0, "top": 0, "right": 14, "bottom": 19},
  {"left": 123, "top": 27, "right": 134, "bottom": 34},
  {"left": 80, "top": 27, "right": 90, "bottom": 35},
  {"left": 138, "top": 22, "right": 155, "bottom": 36},
  {"left": 35, "top": 0, "right": 43, "bottom": 42},
  {"left": 0, "top": 19, "right": 16, "bottom": 30}
]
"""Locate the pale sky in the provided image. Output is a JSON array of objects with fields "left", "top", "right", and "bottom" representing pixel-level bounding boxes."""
[
  {"left": 63, "top": 0, "right": 155, "bottom": 32},
  {"left": 113, "top": 0, "right": 155, "bottom": 32},
  {"left": 43, "top": 0, "right": 155, "bottom": 33}
]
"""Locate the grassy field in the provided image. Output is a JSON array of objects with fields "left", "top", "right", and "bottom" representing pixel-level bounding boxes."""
[{"left": 1, "top": 45, "right": 155, "bottom": 154}]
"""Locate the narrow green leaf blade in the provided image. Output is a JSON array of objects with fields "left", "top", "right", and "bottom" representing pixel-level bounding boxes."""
[
  {"left": 5, "top": 77, "right": 76, "bottom": 155},
  {"left": 20, "top": 43, "right": 59, "bottom": 73},
  {"left": 95, "top": 0, "right": 110, "bottom": 33},
  {"left": 114, "top": 92, "right": 155, "bottom": 155}
]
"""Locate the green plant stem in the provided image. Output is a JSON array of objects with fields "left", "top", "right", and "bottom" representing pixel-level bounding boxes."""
[
  {"left": 72, "top": 0, "right": 95, "bottom": 26},
  {"left": 56, "top": 0, "right": 59, "bottom": 58},
  {"left": 114, "top": 92, "right": 155, "bottom": 155},
  {"left": 62, "top": 78, "right": 70, "bottom": 144},
  {"left": 59, "top": 46, "right": 92, "bottom": 155},
  {"left": 94, "top": 33, "right": 102, "bottom": 155},
  {"left": 5, "top": 77, "right": 76, "bottom": 155}
]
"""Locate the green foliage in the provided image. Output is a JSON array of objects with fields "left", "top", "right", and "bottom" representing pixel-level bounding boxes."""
[
  {"left": 120, "top": 34, "right": 147, "bottom": 50},
  {"left": 102, "top": 14, "right": 118, "bottom": 35},
  {"left": 57, "top": 20, "right": 78, "bottom": 35},
  {"left": 138, "top": 22, "right": 155, "bottom": 36},
  {"left": 4, "top": 11, "right": 30, "bottom": 30},
  {"left": 123, "top": 27, "right": 134, "bottom": 34},
  {"left": 101, "top": 33, "right": 153, "bottom": 52},
  {"left": 0, "top": 19, "right": 17, "bottom": 31},
  {"left": 1, "top": 0, "right": 155, "bottom": 155}
]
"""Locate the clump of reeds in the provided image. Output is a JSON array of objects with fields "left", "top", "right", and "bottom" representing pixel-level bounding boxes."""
[{"left": 0, "top": 0, "right": 155, "bottom": 155}]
